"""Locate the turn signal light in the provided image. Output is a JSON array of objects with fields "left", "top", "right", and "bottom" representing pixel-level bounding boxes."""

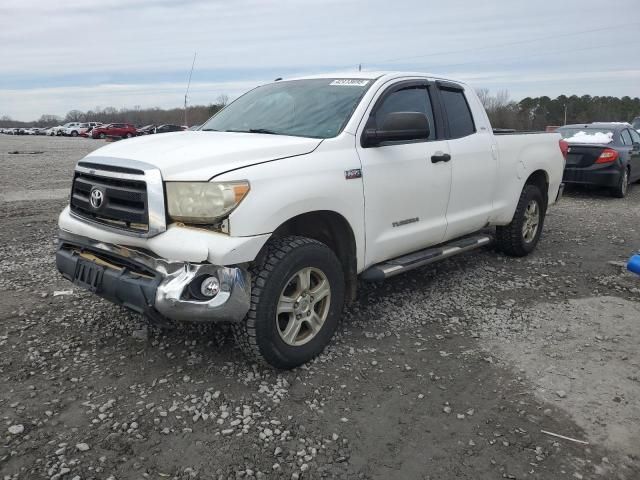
[{"left": 595, "top": 148, "right": 618, "bottom": 164}]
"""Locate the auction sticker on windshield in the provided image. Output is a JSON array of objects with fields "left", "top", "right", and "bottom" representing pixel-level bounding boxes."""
[{"left": 330, "top": 79, "right": 370, "bottom": 86}]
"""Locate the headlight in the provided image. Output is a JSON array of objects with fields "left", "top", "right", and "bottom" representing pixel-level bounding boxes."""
[{"left": 165, "top": 181, "right": 250, "bottom": 224}]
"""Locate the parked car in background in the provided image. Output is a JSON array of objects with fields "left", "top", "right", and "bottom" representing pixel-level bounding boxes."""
[
  {"left": 154, "top": 124, "right": 186, "bottom": 134},
  {"left": 632, "top": 116, "right": 640, "bottom": 132},
  {"left": 91, "top": 123, "right": 137, "bottom": 139},
  {"left": 50, "top": 123, "right": 74, "bottom": 136},
  {"left": 64, "top": 122, "right": 87, "bottom": 137},
  {"left": 66, "top": 122, "right": 102, "bottom": 137},
  {"left": 60, "top": 122, "right": 82, "bottom": 136},
  {"left": 136, "top": 124, "right": 156, "bottom": 135},
  {"left": 558, "top": 123, "right": 640, "bottom": 198}
]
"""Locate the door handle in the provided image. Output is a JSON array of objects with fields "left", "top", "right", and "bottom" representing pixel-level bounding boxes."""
[{"left": 431, "top": 152, "right": 451, "bottom": 163}]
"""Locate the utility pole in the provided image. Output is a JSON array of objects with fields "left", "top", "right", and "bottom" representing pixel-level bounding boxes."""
[
  {"left": 358, "top": 64, "right": 362, "bottom": 72},
  {"left": 184, "top": 52, "right": 197, "bottom": 127},
  {"left": 564, "top": 103, "right": 567, "bottom": 125}
]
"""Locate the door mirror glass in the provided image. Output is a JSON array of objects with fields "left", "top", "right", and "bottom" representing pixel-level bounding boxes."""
[{"left": 363, "top": 112, "right": 430, "bottom": 147}]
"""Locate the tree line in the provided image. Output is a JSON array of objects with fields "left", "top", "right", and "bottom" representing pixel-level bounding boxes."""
[
  {"left": 477, "top": 89, "right": 640, "bottom": 131},
  {"left": 2, "top": 92, "right": 639, "bottom": 131},
  {"left": 0, "top": 95, "right": 229, "bottom": 129}
]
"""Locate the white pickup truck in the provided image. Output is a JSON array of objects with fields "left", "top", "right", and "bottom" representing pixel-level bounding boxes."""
[{"left": 56, "top": 72, "right": 564, "bottom": 368}]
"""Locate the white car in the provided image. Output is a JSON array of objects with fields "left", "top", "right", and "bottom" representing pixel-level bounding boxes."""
[
  {"left": 50, "top": 123, "right": 73, "bottom": 136},
  {"left": 63, "top": 122, "right": 84, "bottom": 137},
  {"left": 55, "top": 71, "right": 565, "bottom": 368}
]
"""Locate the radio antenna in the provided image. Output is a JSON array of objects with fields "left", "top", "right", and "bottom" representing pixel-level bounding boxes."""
[{"left": 184, "top": 52, "right": 197, "bottom": 126}]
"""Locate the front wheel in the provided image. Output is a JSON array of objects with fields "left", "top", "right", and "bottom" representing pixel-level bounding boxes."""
[
  {"left": 125, "top": 132, "right": 132, "bottom": 138},
  {"left": 496, "top": 184, "right": 546, "bottom": 257},
  {"left": 233, "top": 236, "right": 345, "bottom": 369}
]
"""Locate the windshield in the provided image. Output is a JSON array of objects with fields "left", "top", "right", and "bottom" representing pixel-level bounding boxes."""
[{"left": 200, "top": 78, "right": 372, "bottom": 139}]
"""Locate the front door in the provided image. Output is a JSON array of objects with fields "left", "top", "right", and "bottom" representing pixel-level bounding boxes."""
[{"left": 356, "top": 80, "right": 452, "bottom": 267}]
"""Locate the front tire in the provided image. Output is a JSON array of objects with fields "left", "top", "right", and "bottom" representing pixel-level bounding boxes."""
[
  {"left": 71, "top": 130, "right": 78, "bottom": 137},
  {"left": 496, "top": 184, "right": 546, "bottom": 257},
  {"left": 611, "top": 167, "right": 629, "bottom": 198},
  {"left": 233, "top": 236, "right": 345, "bottom": 369}
]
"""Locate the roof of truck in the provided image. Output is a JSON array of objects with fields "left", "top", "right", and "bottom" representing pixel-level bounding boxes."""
[{"left": 287, "top": 71, "right": 465, "bottom": 84}]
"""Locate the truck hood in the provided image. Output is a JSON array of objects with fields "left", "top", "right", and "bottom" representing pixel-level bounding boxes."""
[{"left": 84, "top": 131, "right": 323, "bottom": 181}]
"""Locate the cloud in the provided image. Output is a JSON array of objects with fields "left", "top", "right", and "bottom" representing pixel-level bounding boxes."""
[{"left": 1, "top": 0, "right": 639, "bottom": 120}]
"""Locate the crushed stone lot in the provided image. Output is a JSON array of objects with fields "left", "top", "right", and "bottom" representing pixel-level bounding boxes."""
[{"left": 1, "top": 135, "right": 639, "bottom": 480}]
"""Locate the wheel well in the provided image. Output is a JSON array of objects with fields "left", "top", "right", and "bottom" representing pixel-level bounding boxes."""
[
  {"left": 525, "top": 170, "right": 549, "bottom": 209},
  {"left": 269, "top": 211, "right": 358, "bottom": 304}
]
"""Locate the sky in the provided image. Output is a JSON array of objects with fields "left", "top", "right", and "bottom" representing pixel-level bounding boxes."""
[{"left": 1, "top": 0, "right": 639, "bottom": 121}]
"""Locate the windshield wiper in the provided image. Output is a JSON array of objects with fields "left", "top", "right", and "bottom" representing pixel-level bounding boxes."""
[{"left": 224, "top": 128, "right": 280, "bottom": 135}]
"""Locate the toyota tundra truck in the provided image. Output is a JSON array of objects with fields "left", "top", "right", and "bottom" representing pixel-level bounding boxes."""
[{"left": 56, "top": 72, "right": 565, "bottom": 368}]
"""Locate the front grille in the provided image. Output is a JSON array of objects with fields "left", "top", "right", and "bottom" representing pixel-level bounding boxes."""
[{"left": 70, "top": 171, "right": 149, "bottom": 233}]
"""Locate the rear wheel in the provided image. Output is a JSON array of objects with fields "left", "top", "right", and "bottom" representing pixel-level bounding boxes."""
[
  {"left": 496, "top": 184, "right": 546, "bottom": 257},
  {"left": 99, "top": 133, "right": 106, "bottom": 139},
  {"left": 232, "top": 236, "right": 345, "bottom": 369},
  {"left": 71, "top": 130, "right": 78, "bottom": 137},
  {"left": 611, "top": 167, "right": 629, "bottom": 198},
  {"left": 125, "top": 132, "right": 132, "bottom": 138}
]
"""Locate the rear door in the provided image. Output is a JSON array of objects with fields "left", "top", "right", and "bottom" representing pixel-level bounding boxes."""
[
  {"left": 436, "top": 83, "right": 496, "bottom": 240},
  {"left": 356, "top": 79, "right": 452, "bottom": 266}
]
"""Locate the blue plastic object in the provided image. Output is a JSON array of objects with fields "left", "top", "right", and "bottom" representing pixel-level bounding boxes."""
[{"left": 628, "top": 254, "right": 640, "bottom": 276}]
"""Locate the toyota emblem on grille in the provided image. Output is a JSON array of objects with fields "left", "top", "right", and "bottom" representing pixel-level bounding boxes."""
[{"left": 90, "top": 188, "right": 104, "bottom": 209}]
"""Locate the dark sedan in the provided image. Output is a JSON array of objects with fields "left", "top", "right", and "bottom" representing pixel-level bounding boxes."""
[
  {"left": 154, "top": 124, "right": 186, "bottom": 134},
  {"left": 558, "top": 123, "right": 640, "bottom": 198},
  {"left": 136, "top": 124, "right": 156, "bottom": 135}
]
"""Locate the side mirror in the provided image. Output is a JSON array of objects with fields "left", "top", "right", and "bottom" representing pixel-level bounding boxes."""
[{"left": 362, "top": 112, "right": 430, "bottom": 147}]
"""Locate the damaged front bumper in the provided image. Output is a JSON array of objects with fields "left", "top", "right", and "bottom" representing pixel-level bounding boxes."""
[{"left": 56, "top": 230, "right": 251, "bottom": 323}]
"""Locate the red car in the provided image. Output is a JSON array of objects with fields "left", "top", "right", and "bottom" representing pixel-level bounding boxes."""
[{"left": 91, "top": 123, "right": 137, "bottom": 139}]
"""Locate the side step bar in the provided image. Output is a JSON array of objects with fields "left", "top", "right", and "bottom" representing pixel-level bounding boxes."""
[{"left": 361, "top": 234, "right": 493, "bottom": 281}]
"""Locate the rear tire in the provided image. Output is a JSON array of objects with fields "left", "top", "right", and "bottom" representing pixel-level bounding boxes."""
[
  {"left": 71, "top": 130, "right": 78, "bottom": 137},
  {"left": 611, "top": 167, "right": 629, "bottom": 198},
  {"left": 125, "top": 132, "right": 132, "bottom": 138},
  {"left": 496, "top": 184, "right": 546, "bottom": 257},
  {"left": 99, "top": 133, "right": 106, "bottom": 139},
  {"left": 232, "top": 236, "right": 345, "bottom": 369}
]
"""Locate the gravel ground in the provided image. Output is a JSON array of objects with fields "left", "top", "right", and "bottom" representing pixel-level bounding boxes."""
[{"left": 1, "top": 135, "right": 639, "bottom": 480}]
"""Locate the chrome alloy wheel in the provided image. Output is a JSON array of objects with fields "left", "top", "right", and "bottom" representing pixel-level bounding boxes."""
[
  {"left": 276, "top": 267, "right": 331, "bottom": 346},
  {"left": 522, "top": 199, "right": 540, "bottom": 243}
]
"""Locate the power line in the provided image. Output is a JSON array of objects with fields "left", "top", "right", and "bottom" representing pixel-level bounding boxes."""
[
  {"left": 367, "top": 22, "right": 640, "bottom": 67},
  {"left": 406, "top": 40, "right": 630, "bottom": 72}
]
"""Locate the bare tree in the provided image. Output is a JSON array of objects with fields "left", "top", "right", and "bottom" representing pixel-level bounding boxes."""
[{"left": 216, "top": 94, "right": 229, "bottom": 107}]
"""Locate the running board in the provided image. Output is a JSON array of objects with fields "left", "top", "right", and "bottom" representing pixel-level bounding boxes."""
[{"left": 361, "top": 234, "right": 493, "bottom": 281}]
